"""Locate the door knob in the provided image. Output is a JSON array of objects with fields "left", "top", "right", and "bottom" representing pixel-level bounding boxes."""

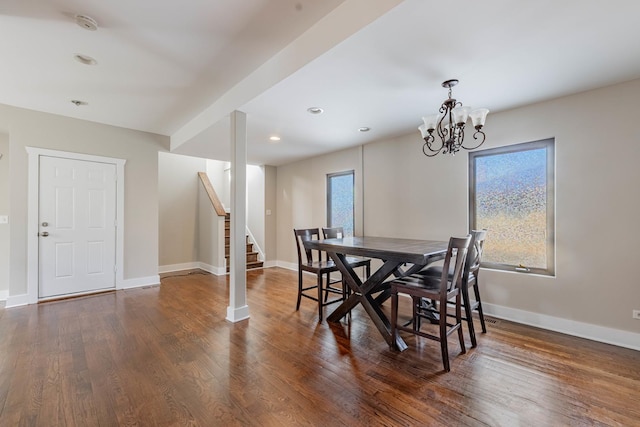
[{"left": 39, "top": 231, "right": 49, "bottom": 237}]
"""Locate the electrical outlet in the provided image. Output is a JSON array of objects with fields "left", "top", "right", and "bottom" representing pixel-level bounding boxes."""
[
  {"left": 0, "top": 215, "right": 8, "bottom": 224},
  {"left": 633, "top": 310, "right": 640, "bottom": 320}
]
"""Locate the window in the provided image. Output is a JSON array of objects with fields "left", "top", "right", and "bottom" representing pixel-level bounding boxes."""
[
  {"left": 469, "top": 138, "right": 555, "bottom": 275},
  {"left": 327, "top": 171, "right": 355, "bottom": 237}
]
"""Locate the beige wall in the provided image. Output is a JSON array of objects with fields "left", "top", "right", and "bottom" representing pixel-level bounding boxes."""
[
  {"left": 247, "top": 165, "right": 265, "bottom": 254},
  {"left": 264, "top": 165, "right": 277, "bottom": 262},
  {"left": 277, "top": 145, "right": 364, "bottom": 265},
  {"left": 275, "top": 79, "right": 640, "bottom": 337},
  {"left": 200, "top": 159, "right": 228, "bottom": 269},
  {"left": 472, "top": 79, "right": 639, "bottom": 333},
  {"left": 0, "top": 134, "right": 8, "bottom": 297},
  {"left": 1, "top": 103, "right": 168, "bottom": 297},
  {"left": 158, "top": 154, "right": 269, "bottom": 270},
  {"left": 158, "top": 152, "right": 206, "bottom": 266}
]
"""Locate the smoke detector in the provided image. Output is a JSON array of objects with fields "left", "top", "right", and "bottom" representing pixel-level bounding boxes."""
[
  {"left": 74, "top": 54, "right": 97, "bottom": 65},
  {"left": 75, "top": 15, "right": 98, "bottom": 31}
]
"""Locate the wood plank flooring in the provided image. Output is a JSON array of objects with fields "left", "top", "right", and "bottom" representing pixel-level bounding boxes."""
[{"left": 1, "top": 267, "right": 638, "bottom": 426}]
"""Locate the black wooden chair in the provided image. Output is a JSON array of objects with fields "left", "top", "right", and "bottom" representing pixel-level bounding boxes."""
[
  {"left": 390, "top": 235, "right": 471, "bottom": 372},
  {"left": 321, "top": 227, "right": 371, "bottom": 300},
  {"left": 293, "top": 228, "right": 347, "bottom": 321},
  {"left": 416, "top": 229, "right": 488, "bottom": 347}
]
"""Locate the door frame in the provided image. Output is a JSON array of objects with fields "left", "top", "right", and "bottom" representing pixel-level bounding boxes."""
[{"left": 26, "top": 147, "right": 126, "bottom": 303}]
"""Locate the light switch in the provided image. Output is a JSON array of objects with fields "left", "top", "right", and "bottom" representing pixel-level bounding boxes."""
[
  {"left": 266, "top": 209, "right": 272, "bottom": 216},
  {"left": 0, "top": 215, "right": 7, "bottom": 224}
]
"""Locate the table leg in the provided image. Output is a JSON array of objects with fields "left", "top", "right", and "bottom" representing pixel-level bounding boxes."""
[{"left": 325, "top": 253, "right": 408, "bottom": 350}]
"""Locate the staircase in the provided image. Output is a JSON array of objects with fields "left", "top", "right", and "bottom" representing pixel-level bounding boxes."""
[{"left": 225, "top": 213, "right": 263, "bottom": 272}]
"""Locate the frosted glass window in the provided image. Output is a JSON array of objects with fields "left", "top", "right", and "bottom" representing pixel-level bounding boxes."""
[
  {"left": 327, "top": 171, "right": 354, "bottom": 237},
  {"left": 469, "top": 139, "right": 555, "bottom": 276}
]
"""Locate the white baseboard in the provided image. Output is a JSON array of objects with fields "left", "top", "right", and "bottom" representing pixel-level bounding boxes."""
[
  {"left": 5, "top": 275, "right": 159, "bottom": 308},
  {"left": 118, "top": 275, "right": 160, "bottom": 290},
  {"left": 483, "top": 302, "right": 640, "bottom": 352},
  {"left": 158, "top": 262, "right": 200, "bottom": 274},
  {"left": 5, "top": 293, "right": 31, "bottom": 308},
  {"left": 0, "top": 290, "right": 8, "bottom": 302},
  {"left": 273, "top": 260, "right": 640, "bottom": 351},
  {"left": 159, "top": 262, "right": 226, "bottom": 276},
  {"left": 276, "top": 260, "right": 297, "bottom": 271},
  {"left": 262, "top": 260, "right": 278, "bottom": 268},
  {"left": 198, "top": 262, "right": 226, "bottom": 276}
]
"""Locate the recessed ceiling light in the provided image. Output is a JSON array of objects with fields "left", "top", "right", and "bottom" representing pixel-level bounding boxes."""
[
  {"left": 358, "top": 127, "right": 371, "bottom": 132},
  {"left": 74, "top": 54, "right": 97, "bottom": 65},
  {"left": 75, "top": 14, "right": 98, "bottom": 31},
  {"left": 269, "top": 136, "right": 281, "bottom": 142},
  {"left": 307, "top": 107, "right": 324, "bottom": 115},
  {"left": 71, "top": 100, "right": 88, "bottom": 106}
]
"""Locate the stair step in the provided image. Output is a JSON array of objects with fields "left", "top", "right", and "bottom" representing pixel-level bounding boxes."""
[
  {"left": 224, "top": 251, "right": 260, "bottom": 262},
  {"left": 225, "top": 243, "right": 253, "bottom": 256},
  {"left": 227, "top": 261, "right": 263, "bottom": 272},
  {"left": 222, "top": 214, "right": 262, "bottom": 272},
  {"left": 225, "top": 235, "right": 249, "bottom": 245}
]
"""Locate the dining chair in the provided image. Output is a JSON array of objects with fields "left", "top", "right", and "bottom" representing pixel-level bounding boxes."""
[
  {"left": 321, "top": 227, "right": 371, "bottom": 301},
  {"left": 417, "top": 229, "right": 488, "bottom": 347},
  {"left": 293, "top": 228, "right": 346, "bottom": 321},
  {"left": 389, "top": 235, "right": 471, "bottom": 372}
]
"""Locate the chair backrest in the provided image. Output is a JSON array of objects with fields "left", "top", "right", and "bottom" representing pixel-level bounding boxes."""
[
  {"left": 465, "top": 229, "right": 487, "bottom": 279},
  {"left": 293, "top": 228, "right": 323, "bottom": 265},
  {"left": 440, "top": 235, "right": 472, "bottom": 292},
  {"left": 322, "top": 227, "right": 344, "bottom": 239}
]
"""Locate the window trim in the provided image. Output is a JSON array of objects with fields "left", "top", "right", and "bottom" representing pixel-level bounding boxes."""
[
  {"left": 326, "top": 170, "right": 355, "bottom": 235},
  {"left": 469, "top": 138, "right": 555, "bottom": 276}
]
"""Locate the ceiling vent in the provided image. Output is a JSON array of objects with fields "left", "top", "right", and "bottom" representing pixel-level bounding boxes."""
[{"left": 75, "top": 15, "right": 98, "bottom": 31}]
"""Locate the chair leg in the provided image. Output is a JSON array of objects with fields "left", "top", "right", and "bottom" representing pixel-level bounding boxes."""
[
  {"left": 412, "top": 297, "right": 420, "bottom": 332},
  {"left": 461, "top": 284, "right": 477, "bottom": 347},
  {"left": 390, "top": 290, "right": 399, "bottom": 350},
  {"left": 439, "top": 299, "right": 450, "bottom": 372},
  {"left": 296, "top": 270, "right": 303, "bottom": 311},
  {"left": 317, "top": 273, "right": 324, "bottom": 322},
  {"left": 473, "top": 283, "right": 487, "bottom": 333},
  {"left": 456, "top": 293, "right": 466, "bottom": 355},
  {"left": 324, "top": 272, "right": 331, "bottom": 302}
]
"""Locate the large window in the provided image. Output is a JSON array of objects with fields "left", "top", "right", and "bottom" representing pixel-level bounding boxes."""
[
  {"left": 327, "top": 171, "right": 355, "bottom": 237},
  {"left": 469, "top": 138, "right": 555, "bottom": 276}
]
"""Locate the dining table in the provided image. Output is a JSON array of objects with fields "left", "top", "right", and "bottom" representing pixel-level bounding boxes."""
[{"left": 303, "top": 236, "right": 448, "bottom": 351}]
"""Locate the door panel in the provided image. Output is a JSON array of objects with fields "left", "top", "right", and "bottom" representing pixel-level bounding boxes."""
[{"left": 39, "top": 156, "right": 116, "bottom": 298}]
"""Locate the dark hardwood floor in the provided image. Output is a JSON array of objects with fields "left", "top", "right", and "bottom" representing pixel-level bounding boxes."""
[{"left": 1, "top": 267, "right": 638, "bottom": 426}]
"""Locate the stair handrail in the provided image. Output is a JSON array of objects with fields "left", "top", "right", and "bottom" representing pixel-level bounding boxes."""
[{"left": 198, "top": 172, "right": 226, "bottom": 217}]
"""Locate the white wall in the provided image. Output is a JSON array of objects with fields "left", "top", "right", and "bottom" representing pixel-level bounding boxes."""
[
  {"left": 275, "top": 79, "right": 640, "bottom": 346},
  {"left": 0, "top": 134, "right": 9, "bottom": 299},
  {"left": 1, "top": 103, "right": 168, "bottom": 299}
]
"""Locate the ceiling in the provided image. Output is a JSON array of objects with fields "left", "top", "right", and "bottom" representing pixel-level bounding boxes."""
[{"left": 2, "top": 0, "right": 640, "bottom": 166}]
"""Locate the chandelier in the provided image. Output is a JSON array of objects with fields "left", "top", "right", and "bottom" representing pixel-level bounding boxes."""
[{"left": 418, "top": 79, "right": 489, "bottom": 157}]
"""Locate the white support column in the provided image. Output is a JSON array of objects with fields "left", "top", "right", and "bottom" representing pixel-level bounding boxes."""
[{"left": 226, "top": 110, "right": 249, "bottom": 322}]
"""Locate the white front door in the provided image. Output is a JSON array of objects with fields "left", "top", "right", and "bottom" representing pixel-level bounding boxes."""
[{"left": 39, "top": 156, "right": 117, "bottom": 298}]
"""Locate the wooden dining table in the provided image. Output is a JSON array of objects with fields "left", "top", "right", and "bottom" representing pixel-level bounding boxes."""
[{"left": 303, "top": 236, "right": 448, "bottom": 351}]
